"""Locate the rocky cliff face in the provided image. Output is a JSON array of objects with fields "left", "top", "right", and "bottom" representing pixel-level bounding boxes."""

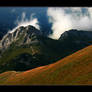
[{"left": 0, "top": 25, "right": 42, "bottom": 50}]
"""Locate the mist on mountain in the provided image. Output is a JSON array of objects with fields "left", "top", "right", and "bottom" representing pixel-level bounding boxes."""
[
  {"left": 0, "top": 7, "right": 92, "bottom": 40},
  {"left": 47, "top": 7, "right": 92, "bottom": 39},
  {"left": 0, "top": 7, "right": 52, "bottom": 39}
]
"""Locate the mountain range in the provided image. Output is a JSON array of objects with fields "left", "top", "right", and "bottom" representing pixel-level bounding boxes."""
[{"left": 0, "top": 25, "right": 92, "bottom": 85}]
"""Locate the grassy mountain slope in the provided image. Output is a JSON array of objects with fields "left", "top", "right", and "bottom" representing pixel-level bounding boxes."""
[{"left": 0, "top": 45, "right": 92, "bottom": 85}]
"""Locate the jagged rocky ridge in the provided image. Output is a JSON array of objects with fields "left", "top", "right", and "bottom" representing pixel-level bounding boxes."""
[{"left": 0, "top": 25, "right": 42, "bottom": 50}]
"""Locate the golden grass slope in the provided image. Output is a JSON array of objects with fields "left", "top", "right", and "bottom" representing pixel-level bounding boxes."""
[{"left": 0, "top": 45, "right": 92, "bottom": 85}]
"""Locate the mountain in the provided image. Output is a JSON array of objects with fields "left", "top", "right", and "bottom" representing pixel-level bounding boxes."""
[
  {"left": 0, "top": 45, "right": 92, "bottom": 85},
  {"left": 0, "top": 27, "right": 92, "bottom": 73},
  {"left": 59, "top": 29, "right": 92, "bottom": 43},
  {"left": 0, "top": 25, "right": 61, "bottom": 73},
  {"left": 57, "top": 29, "right": 92, "bottom": 57},
  {"left": 0, "top": 25, "right": 42, "bottom": 50}
]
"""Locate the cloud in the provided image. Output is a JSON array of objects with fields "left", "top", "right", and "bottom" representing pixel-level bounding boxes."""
[
  {"left": 88, "top": 7, "right": 92, "bottom": 18},
  {"left": 9, "top": 12, "right": 40, "bottom": 33},
  {"left": 47, "top": 7, "right": 92, "bottom": 39}
]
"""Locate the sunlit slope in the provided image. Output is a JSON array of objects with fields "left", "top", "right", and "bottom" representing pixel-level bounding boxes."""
[{"left": 1, "top": 45, "right": 92, "bottom": 85}]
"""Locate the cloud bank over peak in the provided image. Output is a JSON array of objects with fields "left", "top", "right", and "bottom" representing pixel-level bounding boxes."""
[
  {"left": 47, "top": 7, "right": 92, "bottom": 39},
  {"left": 9, "top": 12, "right": 40, "bottom": 33}
]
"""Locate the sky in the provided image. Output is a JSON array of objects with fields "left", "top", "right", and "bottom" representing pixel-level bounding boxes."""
[{"left": 0, "top": 7, "right": 92, "bottom": 39}]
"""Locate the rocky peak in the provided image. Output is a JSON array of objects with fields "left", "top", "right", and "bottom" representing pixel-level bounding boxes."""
[{"left": 0, "top": 25, "right": 42, "bottom": 50}]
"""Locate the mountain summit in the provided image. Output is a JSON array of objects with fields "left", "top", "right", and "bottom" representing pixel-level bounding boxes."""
[
  {"left": 59, "top": 29, "right": 92, "bottom": 41},
  {"left": 0, "top": 25, "right": 42, "bottom": 50}
]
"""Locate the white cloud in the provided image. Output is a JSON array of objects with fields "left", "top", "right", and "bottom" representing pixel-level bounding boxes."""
[
  {"left": 47, "top": 8, "right": 72, "bottom": 39},
  {"left": 47, "top": 7, "right": 92, "bottom": 39},
  {"left": 88, "top": 7, "right": 92, "bottom": 18},
  {"left": 9, "top": 12, "right": 40, "bottom": 33}
]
